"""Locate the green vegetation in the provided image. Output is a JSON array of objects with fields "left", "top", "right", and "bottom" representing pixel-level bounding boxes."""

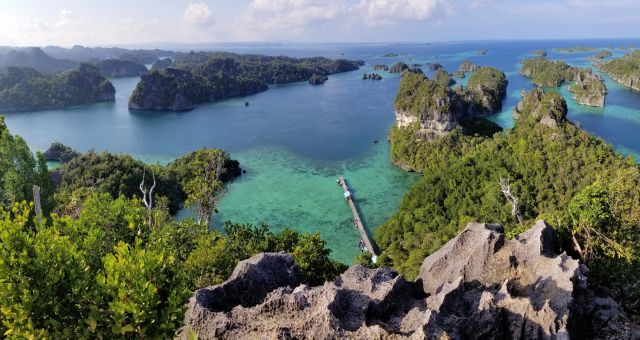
[
  {"left": 595, "top": 50, "right": 613, "bottom": 59},
  {"left": 381, "top": 89, "right": 640, "bottom": 317},
  {"left": 600, "top": 51, "right": 640, "bottom": 90},
  {"left": 553, "top": 46, "right": 597, "bottom": 53},
  {"left": 532, "top": 49, "right": 547, "bottom": 57},
  {"left": 467, "top": 66, "right": 508, "bottom": 103},
  {"left": 129, "top": 52, "right": 363, "bottom": 110},
  {"left": 394, "top": 72, "right": 452, "bottom": 116},
  {"left": 0, "top": 117, "right": 53, "bottom": 213},
  {"left": 44, "top": 142, "right": 80, "bottom": 164},
  {"left": 0, "top": 119, "right": 344, "bottom": 338},
  {"left": 54, "top": 148, "right": 240, "bottom": 214},
  {"left": 93, "top": 58, "right": 148, "bottom": 77},
  {"left": 0, "top": 64, "right": 115, "bottom": 112},
  {"left": 520, "top": 58, "right": 574, "bottom": 87}
]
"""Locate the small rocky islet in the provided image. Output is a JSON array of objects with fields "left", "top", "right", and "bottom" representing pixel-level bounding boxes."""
[{"left": 598, "top": 50, "right": 640, "bottom": 92}]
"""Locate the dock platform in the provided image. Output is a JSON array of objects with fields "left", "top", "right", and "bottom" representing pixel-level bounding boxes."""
[{"left": 337, "top": 177, "right": 379, "bottom": 260}]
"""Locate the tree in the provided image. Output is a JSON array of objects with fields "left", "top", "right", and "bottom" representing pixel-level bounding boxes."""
[{"left": 184, "top": 149, "right": 228, "bottom": 226}]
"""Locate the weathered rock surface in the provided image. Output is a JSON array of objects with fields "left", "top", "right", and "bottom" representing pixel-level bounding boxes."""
[
  {"left": 569, "top": 69, "right": 607, "bottom": 107},
  {"left": 513, "top": 88, "right": 568, "bottom": 128},
  {"left": 309, "top": 73, "right": 328, "bottom": 85},
  {"left": 390, "top": 62, "right": 409, "bottom": 73},
  {"left": 181, "top": 222, "right": 639, "bottom": 339},
  {"left": 458, "top": 60, "right": 479, "bottom": 73},
  {"left": 374, "top": 64, "right": 389, "bottom": 71},
  {"left": 393, "top": 67, "right": 507, "bottom": 139},
  {"left": 599, "top": 51, "right": 640, "bottom": 92},
  {"left": 362, "top": 73, "right": 383, "bottom": 80}
]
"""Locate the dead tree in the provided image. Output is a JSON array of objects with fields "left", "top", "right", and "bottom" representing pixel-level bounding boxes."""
[
  {"left": 139, "top": 169, "right": 156, "bottom": 211},
  {"left": 32, "top": 185, "right": 42, "bottom": 222},
  {"left": 499, "top": 178, "right": 524, "bottom": 225}
]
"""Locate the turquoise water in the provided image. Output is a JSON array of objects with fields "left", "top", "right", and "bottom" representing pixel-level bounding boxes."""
[{"left": 4, "top": 40, "right": 640, "bottom": 263}]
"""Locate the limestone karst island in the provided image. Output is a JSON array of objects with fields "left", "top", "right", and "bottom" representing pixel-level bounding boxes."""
[{"left": 1, "top": 1, "right": 640, "bottom": 339}]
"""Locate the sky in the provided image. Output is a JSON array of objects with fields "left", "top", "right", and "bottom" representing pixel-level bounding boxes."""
[{"left": 0, "top": 0, "right": 638, "bottom": 47}]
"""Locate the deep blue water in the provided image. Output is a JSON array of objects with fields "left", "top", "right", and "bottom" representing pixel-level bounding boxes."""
[{"left": 3, "top": 39, "right": 640, "bottom": 262}]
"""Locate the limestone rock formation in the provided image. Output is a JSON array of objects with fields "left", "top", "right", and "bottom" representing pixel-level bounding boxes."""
[
  {"left": 309, "top": 73, "right": 328, "bottom": 85},
  {"left": 373, "top": 64, "right": 389, "bottom": 71},
  {"left": 599, "top": 51, "right": 640, "bottom": 92},
  {"left": 458, "top": 60, "right": 479, "bottom": 73},
  {"left": 428, "top": 63, "right": 443, "bottom": 71},
  {"left": 393, "top": 67, "right": 507, "bottom": 139},
  {"left": 513, "top": 88, "right": 568, "bottom": 128},
  {"left": 181, "top": 222, "right": 638, "bottom": 339},
  {"left": 569, "top": 69, "right": 607, "bottom": 107},
  {"left": 362, "top": 73, "right": 383, "bottom": 80},
  {"left": 390, "top": 62, "right": 409, "bottom": 73}
]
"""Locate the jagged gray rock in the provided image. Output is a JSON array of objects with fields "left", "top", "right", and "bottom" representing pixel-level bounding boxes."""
[{"left": 181, "top": 222, "right": 639, "bottom": 339}]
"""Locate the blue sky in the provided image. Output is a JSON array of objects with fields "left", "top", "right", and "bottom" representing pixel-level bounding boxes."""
[{"left": 0, "top": 0, "right": 638, "bottom": 46}]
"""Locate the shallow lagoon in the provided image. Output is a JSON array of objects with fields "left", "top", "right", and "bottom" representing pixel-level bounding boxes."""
[{"left": 5, "top": 40, "right": 640, "bottom": 262}]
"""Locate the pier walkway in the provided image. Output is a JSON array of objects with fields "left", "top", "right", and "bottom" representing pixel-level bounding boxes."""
[{"left": 337, "top": 176, "right": 379, "bottom": 261}]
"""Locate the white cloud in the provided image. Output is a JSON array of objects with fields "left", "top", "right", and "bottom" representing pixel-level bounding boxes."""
[
  {"left": 183, "top": 2, "right": 215, "bottom": 26},
  {"left": 241, "top": 0, "right": 347, "bottom": 33},
  {"left": 357, "top": 0, "right": 442, "bottom": 22}
]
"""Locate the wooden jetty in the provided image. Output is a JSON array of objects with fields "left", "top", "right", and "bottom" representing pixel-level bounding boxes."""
[{"left": 337, "top": 176, "right": 379, "bottom": 261}]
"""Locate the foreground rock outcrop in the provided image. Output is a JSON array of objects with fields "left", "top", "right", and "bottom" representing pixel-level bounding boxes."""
[{"left": 181, "top": 221, "right": 638, "bottom": 339}]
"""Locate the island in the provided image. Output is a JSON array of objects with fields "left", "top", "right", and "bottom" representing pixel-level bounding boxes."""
[
  {"left": 428, "top": 63, "right": 443, "bottom": 70},
  {"left": 93, "top": 58, "right": 148, "bottom": 78},
  {"left": 128, "top": 52, "right": 364, "bottom": 111},
  {"left": 594, "top": 49, "right": 613, "bottom": 60},
  {"left": 393, "top": 66, "right": 507, "bottom": 140},
  {"left": 389, "top": 62, "right": 409, "bottom": 73},
  {"left": 381, "top": 53, "right": 399, "bottom": 57},
  {"left": 553, "top": 46, "right": 597, "bottom": 53},
  {"left": 362, "top": 73, "right": 382, "bottom": 80},
  {"left": 532, "top": 49, "right": 547, "bottom": 57},
  {"left": 478, "top": 49, "right": 489, "bottom": 55},
  {"left": 0, "top": 63, "right": 115, "bottom": 112},
  {"left": 457, "top": 60, "right": 479, "bottom": 73},
  {"left": 599, "top": 51, "right": 640, "bottom": 92},
  {"left": 373, "top": 64, "right": 388, "bottom": 71},
  {"left": 520, "top": 58, "right": 607, "bottom": 107}
]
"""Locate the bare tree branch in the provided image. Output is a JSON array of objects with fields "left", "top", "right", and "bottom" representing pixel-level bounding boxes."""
[{"left": 499, "top": 177, "right": 524, "bottom": 225}]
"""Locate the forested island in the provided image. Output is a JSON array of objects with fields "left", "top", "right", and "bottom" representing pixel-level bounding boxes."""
[
  {"left": 599, "top": 51, "right": 640, "bottom": 91},
  {"left": 520, "top": 58, "right": 607, "bottom": 107},
  {"left": 383, "top": 72, "right": 640, "bottom": 328},
  {"left": 0, "top": 64, "right": 115, "bottom": 112},
  {"left": 92, "top": 59, "right": 148, "bottom": 78},
  {"left": 128, "top": 52, "right": 364, "bottom": 111},
  {"left": 393, "top": 65, "right": 507, "bottom": 142}
]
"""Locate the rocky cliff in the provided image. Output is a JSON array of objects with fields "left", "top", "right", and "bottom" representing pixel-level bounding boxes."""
[
  {"left": 568, "top": 69, "right": 607, "bottom": 107},
  {"left": 513, "top": 88, "right": 568, "bottom": 128},
  {"left": 599, "top": 51, "right": 640, "bottom": 92},
  {"left": 181, "top": 221, "right": 638, "bottom": 339},
  {"left": 393, "top": 67, "right": 507, "bottom": 139}
]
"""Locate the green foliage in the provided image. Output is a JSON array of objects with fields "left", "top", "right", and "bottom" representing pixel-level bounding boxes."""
[
  {"left": 601, "top": 51, "right": 640, "bottom": 82},
  {"left": 54, "top": 148, "right": 240, "bottom": 214},
  {"left": 595, "top": 50, "right": 613, "bottom": 60},
  {"left": 520, "top": 58, "right": 574, "bottom": 87},
  {"left": 532, "top": 50, "right": 547, "bottom": 57},
  {"left": 43, "top": 141, "right": 79, "bottom": 164},
  {"left": 0, "top": 64, "right": 115, "bottom": 112},
  {"left": 380, "top": 100, "right": 636, "bottom": 279},
  {"left": 0, "top": 193, "right": 345, "bottom": 337},
  {"left": 129, "top": 52, "right": 363, "bottom": 109},
  {"left": 0, "top": 117, "right": 53, "bottom": 213},
  {"left": 394, "top": 72, "right": 452, "bottom": 117}
]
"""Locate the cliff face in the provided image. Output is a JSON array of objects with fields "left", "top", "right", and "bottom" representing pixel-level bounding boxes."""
[
  {"left": 513, "top": 89, "right": 568, "bottom": 128},
  {"left": 393, "top": 67, "right": 507, "bottom": 139},
  {"left": 181, "top": 221, "right": 638, "bottom": 339},
  {"left": 599, "top": 51, "right": 640, "bottom": 92},
  {"left": 569, "top": 69, "right": 607, "bottom": 107}
]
